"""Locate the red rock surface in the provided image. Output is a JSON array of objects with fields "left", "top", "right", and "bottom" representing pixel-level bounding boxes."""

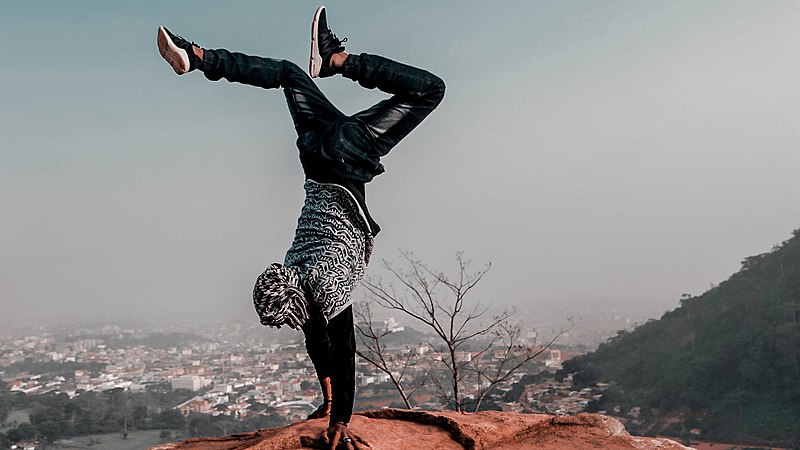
[{"left": 150, "top": 410, "right": 695, "bottom": 450}]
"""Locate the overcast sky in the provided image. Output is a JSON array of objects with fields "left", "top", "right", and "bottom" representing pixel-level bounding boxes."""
[{"left": 2, "top": 1, "right": 798, "bottom": 327}]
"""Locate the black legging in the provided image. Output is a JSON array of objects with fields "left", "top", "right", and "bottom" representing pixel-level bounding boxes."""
[{"left": 201, "top": 50, "right": 445, "bottom": 183}]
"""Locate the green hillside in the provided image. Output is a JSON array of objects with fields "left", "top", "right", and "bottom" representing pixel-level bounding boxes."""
[{"left": 561, "top": 229, "right": 800, "bottom": 445}]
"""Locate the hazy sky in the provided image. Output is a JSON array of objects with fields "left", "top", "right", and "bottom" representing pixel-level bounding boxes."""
[{"left": 2, "top": 1, "right": 798, "bottom": 327}]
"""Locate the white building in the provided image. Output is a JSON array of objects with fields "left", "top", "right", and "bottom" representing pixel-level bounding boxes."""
[
  {"left": 172, "top": 375, "right": 210, "bottom": 391},
  {"left": 545, "top": 349, "right": 562, "bottom": 369},
  {"left": 383, "top": 317, "right": 405, "bottom": 333}
]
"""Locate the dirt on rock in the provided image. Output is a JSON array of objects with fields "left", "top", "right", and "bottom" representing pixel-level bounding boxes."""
[{"left": 150, "top": 410, "right": 695, "bottom": 450}]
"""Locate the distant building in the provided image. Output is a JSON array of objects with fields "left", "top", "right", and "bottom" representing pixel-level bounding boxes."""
[
  {"left": 416, "top": 344, "right": 431, "bottom": 355},
  {"left": 545, "top": 350, "right": 562, "bottom": 370},
  {"left": 454, "top": 351, "right": 472, "bottom": 363},
  {"left": 210, "top": 383, "right": 233, "bottom": 394},
  {"left": 176, "top": 397, "right": 212, "bottom": 416},
  {"left": 383, "top": 317, "right": 405, "bottom": 333},
  {"left": 129, "top": 383, "right": 147, "bottom": 393},
  {"left": 172, "top": 375, "right": 210, "bottom": 391}
]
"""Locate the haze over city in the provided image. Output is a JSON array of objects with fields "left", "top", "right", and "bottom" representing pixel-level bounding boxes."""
[{"left": 2, "top": 1, "right": 799, "bottom": 328}]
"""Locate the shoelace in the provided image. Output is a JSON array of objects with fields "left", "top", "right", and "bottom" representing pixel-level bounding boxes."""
[{"left": 329, "top": 31, "right": 347, "bottom": 47}]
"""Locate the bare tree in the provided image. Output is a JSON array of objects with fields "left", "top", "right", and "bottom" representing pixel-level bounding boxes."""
[
  {"left": 467, "top": 320, "right": 571, "bottom": 411},
  {"left": 353, "top": 302, "right": 426, "bottom": 409},
  {"left": 360, "top": 251, "right": 567, "bottom": 412}
]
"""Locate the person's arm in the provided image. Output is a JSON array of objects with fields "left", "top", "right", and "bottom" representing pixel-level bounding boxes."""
[
  {"left": 302, "top": 309, "right": 335, "bottom": 419},
  {"left": 326, "top": 305, "right": 356, "bottom": 425},
  {"left": 319, "top": 305, "right": 362, "bottom": 449}
]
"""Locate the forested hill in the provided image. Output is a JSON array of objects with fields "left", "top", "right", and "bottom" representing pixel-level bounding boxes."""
[{"left": 560, "top": 229, "right": 800, "bottom": 445}]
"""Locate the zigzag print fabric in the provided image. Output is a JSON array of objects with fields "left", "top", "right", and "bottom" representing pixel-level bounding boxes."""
[
  {"left": 252, "top": 263, "right": 309, "bottom": 329},
  {"left": 284, "top": 180, "right": 374, "bottom": 321}
]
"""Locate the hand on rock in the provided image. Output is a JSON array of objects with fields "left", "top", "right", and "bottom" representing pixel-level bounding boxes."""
[{"left": 321, "top": 423, "right": 368, "bottom": 450}]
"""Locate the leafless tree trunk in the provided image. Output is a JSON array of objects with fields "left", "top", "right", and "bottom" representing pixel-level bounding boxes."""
[
  {"left": 353, "top": 301, "right": 426, "bottom": 409},
  {"left": 362, "top": 251, "right": 556, "bottom": 412}
]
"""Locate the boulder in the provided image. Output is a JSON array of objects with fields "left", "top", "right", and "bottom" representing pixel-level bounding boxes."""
[{"left": 150, "top": 410, "right": 694, "bottom": 450}]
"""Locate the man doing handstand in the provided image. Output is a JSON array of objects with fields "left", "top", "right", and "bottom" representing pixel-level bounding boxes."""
[{"left": 157, "top": 6, "right": 444, "bottom": 449}]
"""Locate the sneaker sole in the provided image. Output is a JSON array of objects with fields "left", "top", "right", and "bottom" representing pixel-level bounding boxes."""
[
  {"left": 157, "top": 26, "right": 190, "bottom": 75},
  {"left": 309, "top": 5, "right": 324, "bottom": 78}
]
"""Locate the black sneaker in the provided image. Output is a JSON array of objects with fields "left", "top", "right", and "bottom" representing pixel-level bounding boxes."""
[
  {"left": 309, "top": 5, "right": 347, "bottom": 78},
  {"left": 157, "top": 26, "right": 203, "bottom": 75}
]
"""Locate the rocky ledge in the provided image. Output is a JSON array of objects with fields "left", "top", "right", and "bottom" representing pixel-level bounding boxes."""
[{"left": 151, "top": 409, "right": 694, "bottom": 450}]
